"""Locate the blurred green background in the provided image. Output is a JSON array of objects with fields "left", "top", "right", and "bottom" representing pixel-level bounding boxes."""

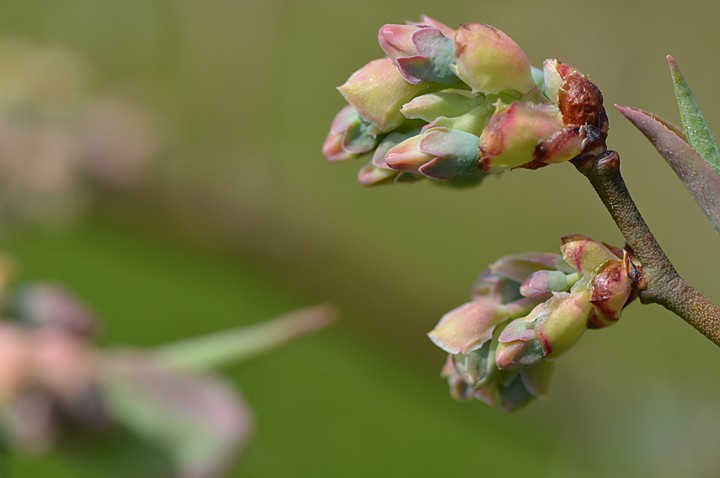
[{"left": 2, "top": 0, "right": 720, "bottom": 476}]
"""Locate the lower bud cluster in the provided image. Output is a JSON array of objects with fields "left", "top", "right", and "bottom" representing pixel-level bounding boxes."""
[{"left": 428, "top": 234, "right": 642, "bottom": 412}]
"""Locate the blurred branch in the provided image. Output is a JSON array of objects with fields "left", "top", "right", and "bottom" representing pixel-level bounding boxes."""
[
  {"left": 573, "top": 151, "right": 720, "bottom": 346},
  {"left": 152, "top": 304, "right": 337, "bottom": 371}
]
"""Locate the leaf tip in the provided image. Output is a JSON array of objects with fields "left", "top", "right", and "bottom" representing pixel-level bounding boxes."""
[
  {"left": 666, "top": 55, "right": 683, "bottom": 81},
  {"left": 613, "top": 103, "right": 630, "bottom": 115}
]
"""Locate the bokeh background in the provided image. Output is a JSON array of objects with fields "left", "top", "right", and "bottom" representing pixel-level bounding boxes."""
[{"left": 2, "top": 0, "right": 720, "bottom": 476}]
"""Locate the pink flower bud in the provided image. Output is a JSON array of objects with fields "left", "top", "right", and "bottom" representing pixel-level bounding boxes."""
[
  {"left": 378, "top": 24, "right": 419, "bottom": 59},
  {"left": 322, "top": 106, "right": 366, "bottom": 162},
  {"left": 427, "top": 298, "right": 505, "bottom": 355},
  {"left": 479, "top": 102, "right": 565, "bottom": 172},
  {"left": 378, "top": 22, "right": 457, "bottom": 84},
  {"left": 337, "top": 58, "right": 427, "bottom": 132},
  {"left": 453, "top": 23, "right": 535, "bottom": 95},
  {"left": 520, "top": 270, "right": 576, "bottom": 301},
  {"left": 385, "top": 127, "right": 481, "bottom": 180},
  {"left": 412, "top": 16, "right": 455, "bottom": 37}
]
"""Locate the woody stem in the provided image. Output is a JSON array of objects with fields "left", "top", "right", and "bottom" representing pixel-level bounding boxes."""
[{"left": 572, "top": 150, "right": 720, "bottom": 346}]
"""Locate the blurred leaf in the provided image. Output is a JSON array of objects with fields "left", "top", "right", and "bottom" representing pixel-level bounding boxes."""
[
  {"left": 667, "top": 55, "right": 720, "bottom": 175},
  {"left": 100, "top": 352, "right": 254, "bottom": 478},
  {"left": 152, "top": 304, "right": 337, "bottom": 371},
  {"left": 616, "top": 105, "right": 720, "bottom": 232}
]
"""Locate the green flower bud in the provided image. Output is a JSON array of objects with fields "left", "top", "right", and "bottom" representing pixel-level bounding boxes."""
[
  {"left": 441, "top": 355, "right": 476, "bottom": 401},
  {"left": 452, "top": 23, "right": 535, "bottom": 95},
  {"left": 400, "top": 89, "right": 486, "bottom": 122},
  {"left": 497, "top": 289, "right": 592, "bottom": 369},
  {"left": 451, "top": 333, "right": 497, "bottom": 387},
  {"left": 533, "top": 290, "right": 593, "bottom": 357},
  {"left": 337, "top": 58, "right": 427, "bottom": 132},
  {"left": 560, "top": 234, "right": 619, "bottom": 277},
  {"left": 519, "top": 359, "right": 555, "bottom": 399},
  {"left": 426, "top": 103, "right": 494, "bottom": 136},
  {"left": 520, "top": 270, "right": 578, "bottom": 301},
  {"left": 385, "top": 127, "right": 480, "bottom": 180},
  {"left": 495, "top": 337, "right": 544, "bottom": 370}
]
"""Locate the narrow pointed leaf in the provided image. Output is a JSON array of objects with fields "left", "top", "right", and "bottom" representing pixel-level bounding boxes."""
[
  {"left": 667, "top": 55, "right": 720, "bottom": 175},
  {"left": 616, "top": 104, "right": 720, "bottom": 232},
  {"left": 152, "top": 304, "right": 337, "bottom": 371}
]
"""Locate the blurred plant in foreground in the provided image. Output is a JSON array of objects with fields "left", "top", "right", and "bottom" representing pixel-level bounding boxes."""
[
  {"left": 0, "top": 258, "right": 335, "bottom": 477},
  {"left": 0, "top": 40, "right": 161, "bottom": 230},
  {"left": 323, "top": 16, "right": 720, "bottom": 411}
]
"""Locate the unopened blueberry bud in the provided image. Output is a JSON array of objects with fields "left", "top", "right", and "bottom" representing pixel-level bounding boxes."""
[
  {"left": 425, "top": 103, "right": 494, "bottom": 136},
  {"left": 385, "top": 127, "right": 480, "bottom": 180},
  {"left": 337, "top": 58, "right": 426, "bottom": 132},
  {"left": 495, "top": 337, "right": 544, "bottom": 370},
  {"left": 356, "top": 130, "right": 415, "bottom": 186},
  {"left": 451, "top": 335, "right": 497, "bottom": 387},
  {"left": 400, "top": 89, "right": 486, "bottom": 122},
  {"left": 357, "top": 162, "right": 398, "bottom": 186},
  {"left": 378, "top": 24, "right": 457, "bottom": 84},
  {"left": 520, "top": 270, "right": 578, "bottom": 301},
  {"left": 322, "top": 106, "right": 363, "bottom": 162},
  {"left": 561, "top": 234, "right": 619, "bottom": 277},
  {"left": 441, "top": 355, "right": 475, "bottom": 401},
  {"left": 498, "top": 372, "right": 533, "bottom": 412},
  {"left": 533, "top": 290, "right": 592, "bottom": 357},
  {"left": 495, "top": 360, "right": 553, "bottom": 411},
  {"left": 497, "top": 290, "right": 592, "bottom": 369},
  {"left": 479, "top": 101, "right": 565, "bottom": 172},
  {"left": 428, "top": 298, "right": 505, "bottom": 355},
  {"left": 453, "top": 23, "right": 535, "bottom": 95},
  {"left": 519, "top": 359, "right": 555, "bottom": 399},
  {"left": 587, "top": 256, "right": 634, "bottom": 327},
  {"left": 489, "top": 252, "right": 572, "bottom": 284}
]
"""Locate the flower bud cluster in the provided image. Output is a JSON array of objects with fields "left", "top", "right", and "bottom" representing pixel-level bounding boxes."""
[
  {"left": 428, "top": 235, "right": 641, "bottom": 412},
  {"left": 323, "top": 18, "right": 608, "bottom": 186}
]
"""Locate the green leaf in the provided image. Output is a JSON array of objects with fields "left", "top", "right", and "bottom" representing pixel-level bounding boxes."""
[
  {"left": 152, "top": 304, "right": 337, "bottom": 371},
  {"left": 616, "top": 105, "right": 720, "bottom": 233},
  {"left": 668, "top": 55, "right": 720, "bottom": 175}
]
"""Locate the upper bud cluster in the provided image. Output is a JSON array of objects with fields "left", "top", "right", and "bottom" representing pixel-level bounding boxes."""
[
  {"left": 323, "top": 18, "right": 608, "bottom": 186},
  {"left": 428, "top": 235, "right": 641, "bottom": 412}
]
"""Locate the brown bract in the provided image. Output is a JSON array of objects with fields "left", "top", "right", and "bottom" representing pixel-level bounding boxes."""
[
  {"left": 558, "top": 71, "right": 606, "bottom": 129},
  {"left": 558, "top": 71, "right": 609, "bottom": 156}
]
